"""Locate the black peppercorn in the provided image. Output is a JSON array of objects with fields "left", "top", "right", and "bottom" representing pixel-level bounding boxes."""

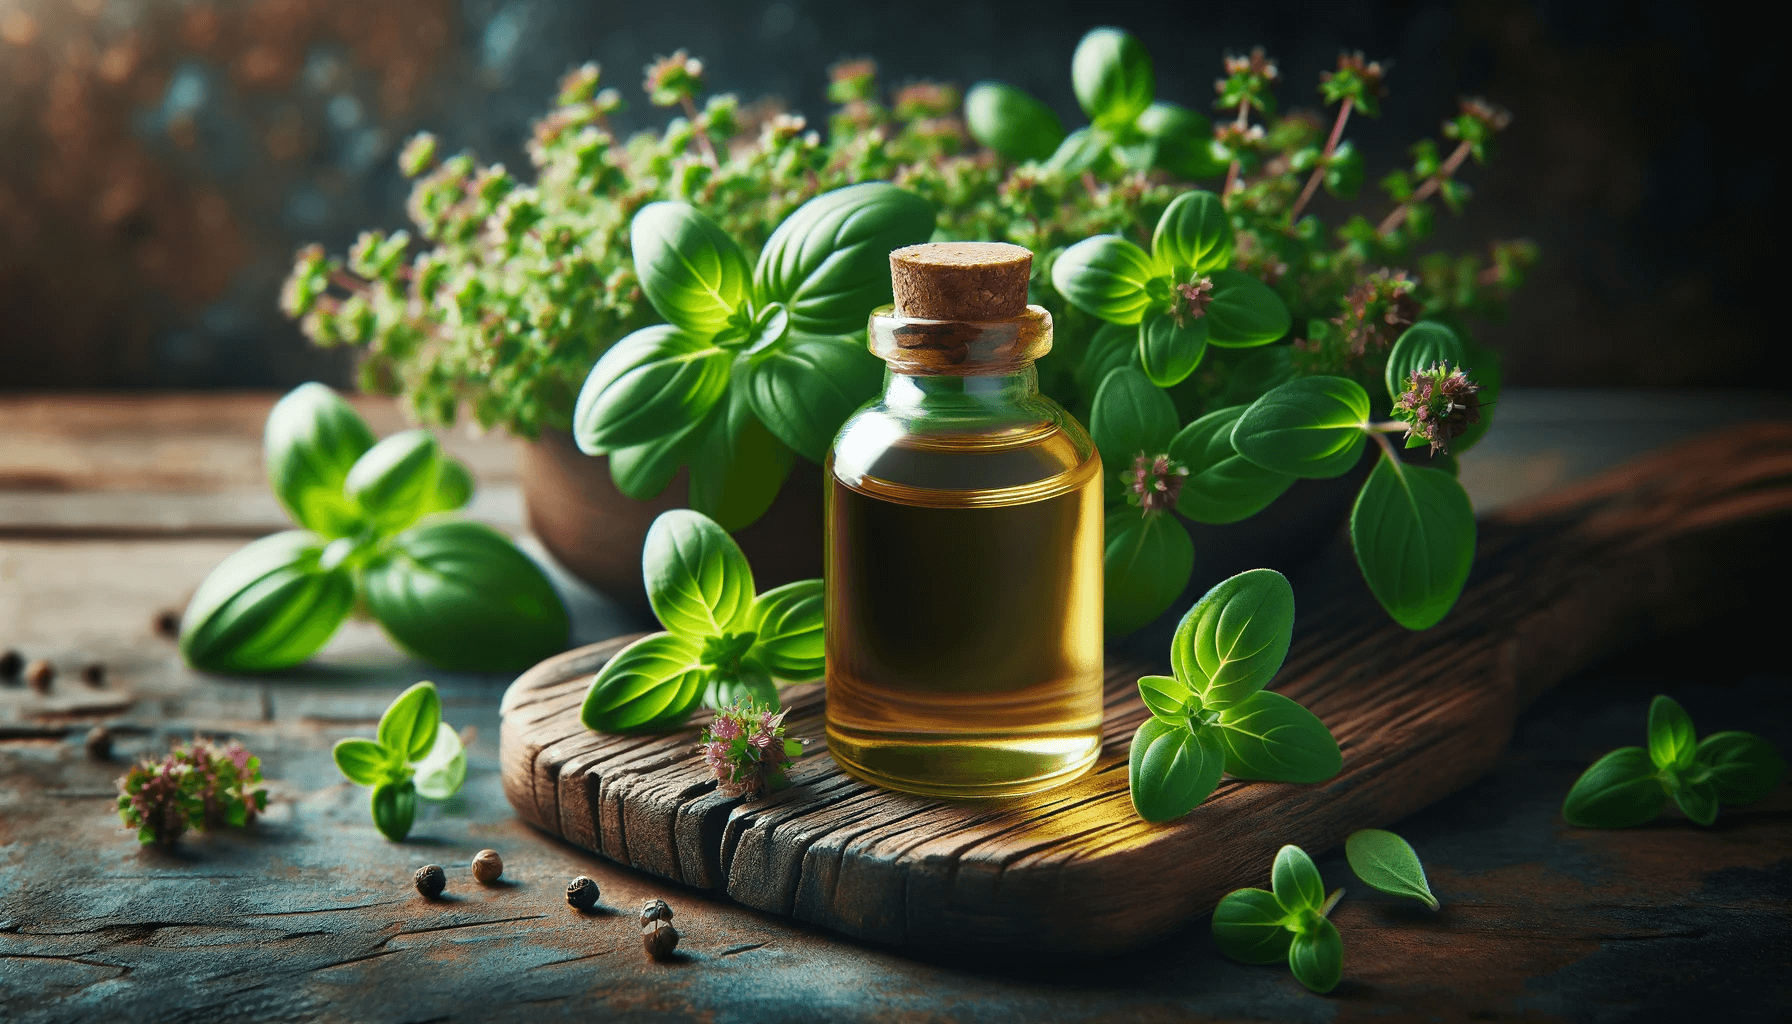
[
  {"left": 84, "top": 725, "right": 113, "bottom": 761},
  {"left": 25, "top": 659, "right": 54, "bottom": 694},
  {"left": 414, "top": 864, "right": 446, "bottom": 899},
  {"left": 153, "top": 609, "right": 181, "bottom": 640},
  {"left": 642, "top": 919, "right": 679, "bottom": 960},
  {"left": 0, "top": 648, "right": 22, "bottom": 682},
  {"left": 565, "top": 876, "right": 599, "bottom": 910},
  {"left": 640, "top": 898, "right": 673, "bottom": 928},
  {"left": 80, "top": 662, "right": 106, "bottom": 687}
]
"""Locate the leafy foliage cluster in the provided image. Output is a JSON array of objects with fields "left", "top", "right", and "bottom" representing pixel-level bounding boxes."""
[
  {"left": 333, "top": 681, "right": 469, "bottom": 841},
  {"left": 117, "top": 739, "right": 267, "bottom": 847}
]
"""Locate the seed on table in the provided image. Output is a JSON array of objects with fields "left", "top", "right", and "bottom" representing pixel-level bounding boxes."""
[
  {"left": 25, "top": 659, "right": 54, "bottom": 694},
  {"left": 0, "top": 648, "right": 21, "bottom": 682},
  {"left": 640, "top": 898, "right": 673, "bottom": 928},
  {"left": 414, "top": 864, "right": 446, "bottom": 899},
  {"left": 84, "top": 725, "right": 113, "bottom": 761},
  {"left": 565, "top": 876, "right": 599, "bottom": 910},
  {"left": 471, "top": 849, "right": 503, "bottom": 884},
  {"left": 80, "top": 663, "right": 107, "bottom": 687},
  {"left": 642, "top": 919, "right": 679, "bottom": 960},
  {"left": 152, "top": 609, "right": 181, "bottom": 640}
]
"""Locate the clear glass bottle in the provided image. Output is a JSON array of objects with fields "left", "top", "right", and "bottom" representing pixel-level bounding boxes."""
[{"left": 824, "top": 242, "right": 1104, "bottom": 798}]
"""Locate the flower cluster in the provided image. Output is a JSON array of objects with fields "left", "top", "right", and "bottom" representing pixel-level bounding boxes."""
[
  {"left": 698, "top": 700, "right": 800, "bottom": 799},
  {"left": 1123, "top": 453, "right": 1189, "bottom": 515},
  {"left": 116, "top": 738, "right": 266, "bottom": 847},
  {"left": 1392, "top": 362, "right": 1483, "bottom": 454},
  {"left": 1292, "top": 269, "right": 1423, "bottom": 377}
]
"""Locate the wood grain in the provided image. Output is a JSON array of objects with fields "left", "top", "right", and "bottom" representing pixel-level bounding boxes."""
[{"left": 499, "top": 423, "right": 1792, "bottom": 956}]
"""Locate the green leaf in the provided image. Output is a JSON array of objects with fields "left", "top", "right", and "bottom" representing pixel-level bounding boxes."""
[
  {"left": 580, "top": 632, "right": 708, "bottom": 732},
  {"left": 370, "top": 780, "right": 416, "bottom": 842},
  {"left": 1231, "top": 376, "right": 1370, "bottom": 479},
  {"left": 1271, "top": 843, "right": 1326, "bottom": 912},
  {"left": 1214, "top": 691, "right": 1341, "bottom": 783},
  {"left": 1075, "top": 322, "right": 1144, "bottom": 399},
  {"left": 1168, "top": 405, "right": 1295, "bottom": 525},
  {"left": 702, "top": 665, "right": 779, "bottom": 711},
  {"left": 1696, "top": 732, "right": 1786, "bottom": 806},
  {"left": 1170, "top": 568, "right": 1295, "bottom": 710},
  {"left": 412, "top": 722, "right": 466, "bottom": 801},
  {"left": 609, "top": 408, "right": 711, "bottom": 501},
  {"left": 631, "top": 201, "right": 751, "bottom": 337},
  {"left": 1667, "top": 773, "right": 1719, "bottom": 826},
  {"left": 1212, "top": 888, "right": 1295, "bottom": 964},
  {"left": 1562, "top": 746, "right": 1667, "bottom": 828},
  {"left": 1128, "top": 718, "right": 1224, "bottom": 822},
  {"left": 361, "top": 520, "right": 569, "bottom": 671},
  {"left": 748, "top": 579, "right": 826, "bottom": 680},
  {"left": 421, "top": 456, "right": 475, "bottom": 516},
  {"left": 180, "top": 530, "right": 356, "bottom": 673},
  {"left": 1453, "top": 336, "right": 1501, "bottom": 454},
  {"left": 572, "top": 324, "right": 730, "bottom": 455},
  {"left": 752, "top": 183, "right": 936, "bottom": 336},
  {"left": 333, "top": 738, "right": 396, "bottom": 786},
  {"left": 1204, "top": 270, "right": 1292, "bottom": 348},
  {"left": 377, "top": 681, "right": 441, "bottom": 762},
  {"left": 1050, "top": 235, "right": 1157, "bottom": 325},
  {"left": 1103, "top": 510, "right": 1194, "bottom": 637},
  {"left": 1090, "top": 366, "right": 1178, "bottom": 473},
  {"left": 1138, "top": 309, "right": 1208, "bottom": 387},
  {"left": 1349, "top": 452, "right": 1476, "bottom": 630},
  {"left": 1138, "top": 674, "right": 1195, "bottom": 720},
  {"left": 1072, "top": 27, "right": 1154, "bottom": 129},
  {"left": 644, "top": 508, "right": 756, "bottom": 639},
  {"left": 1288, "top": 917, "right": 1343, "bottom": 994},
  {"left": 688, "top": 388, "right": 793, "bottom": 531},
  {"left": 344, "top": 429, "right": 442, "bottom": 535},
  {"left": 1043, "top": 127, "right": 1109, "bottom": 174},
  {"left": 1344, "top": 829, "right": 1439, "bottom": 909},
  {"left": 1383, "top": 321, "right": 1467, "bottom": 404},
  {"left": 1219, "top": 346, "right": 1295, "bottom": 407},
  {"left": 1647, "top": 694, "right": 1698, "bottom": 772},
  {"left": 263, "top": 383, "right": 375, "bottom": 537},
  {"left": 1135, "top": 102, "right": 1225, "bottom": 180},
  {"left": 744, "top": 333, "right": 883, "bottom": 463},
  {"left": 1152, "top": 190, "right": 1231, "bottom": 276},
  {"left": 964, "top": 81, "right": 1066, "bottom": 163}
]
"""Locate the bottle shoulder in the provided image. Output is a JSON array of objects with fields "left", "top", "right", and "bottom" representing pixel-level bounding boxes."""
[{"left": 831, "top": 395, "right": 1098, "bottom": 493}]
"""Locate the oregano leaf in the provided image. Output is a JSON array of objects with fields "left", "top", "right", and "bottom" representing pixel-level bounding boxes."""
[{"left": 1344, "top": 829, "right": 1438, "bottom": 909}]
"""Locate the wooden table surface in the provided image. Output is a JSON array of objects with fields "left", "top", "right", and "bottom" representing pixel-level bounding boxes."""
[{"left": 2, "top": 390, "right": 1789, "bottom": 1023}]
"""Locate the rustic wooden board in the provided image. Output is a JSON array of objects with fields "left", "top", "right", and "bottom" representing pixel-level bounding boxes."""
[{"left": 499, "top": 423, "right": 1792, "bottom": 956}]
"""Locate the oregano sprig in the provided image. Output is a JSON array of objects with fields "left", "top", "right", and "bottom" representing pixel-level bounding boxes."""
[
  {"left": 333, "top": 681, "right": 468, "bottom": 842},
  {"left": 1127, "top": 569, "right": 1342, "bottom": 822},
  {"left": 1213, "top": 844, "right": 1345, "bottom": 993},
  {"left": 1563, "top": 695, "right": 1785, "bottom": 828},
  {"left": 581, "top": 510, "right": 824, "bottom": 733},
  {"left": 1344, "top": 828, "right": 1438, "bottom": 909}
]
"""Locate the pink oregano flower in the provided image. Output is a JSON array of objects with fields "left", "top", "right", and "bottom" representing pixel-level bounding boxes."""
[{"left": 698, "top": 699, "right": 802, "bottom": 799}]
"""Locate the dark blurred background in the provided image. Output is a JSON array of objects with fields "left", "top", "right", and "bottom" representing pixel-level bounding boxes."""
[{"left": 0, "top": 0, "right": 1776, "bottom": 395}]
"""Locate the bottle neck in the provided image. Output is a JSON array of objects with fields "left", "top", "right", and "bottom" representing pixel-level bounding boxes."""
[{"left": 883, "top": 365, "right": 1040, "bottom": 409}]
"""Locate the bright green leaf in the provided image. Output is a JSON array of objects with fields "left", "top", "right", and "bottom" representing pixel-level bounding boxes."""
[
  {"left": 180, "top": 530, "right": 356, "bottom": 673},
  {"left": 1349, "top": 452, "right": 1476, "bottom": 630},
  {"left": 1271, "top": 843, "right": 1326, "bottom": 913},
  {"left": 263, "top": 383, "right": 375, "bottom": 537},
  {"left": 1128, "top": 718, "right": 1223, "bottom": 822},
  {"left": 1136, "top": 102, "right": 1225, "bottom": 180},
  {"left": 631, "top": 201, "right": 751, "bottom": 336},
  {"left": 1043, "top": 126, "right": 1109, "bottom": 174},
  {"left": 370, "top": 780, "right": 416, "bottom": 841},
  {"left": 1288, "top": 917, "right": 1343, "bottom": 994},
  {"left": 580, "top": 632, "right": 708, "bottom": 732},
  {"left": 1344, "top": 829, "right": 1438, "bottom": 909},
  {"left": 344, "top": 429, "right": 442, "bottom": 535},
  {"left": 1563, "top": 747, "right": 1667, "bottom": 828},
  {"left": 1051, "top": 235, "right": 1157, "bottom": 325},
  {"left": 744, "top": 333, "right": 883, "bottom": 463},
  {"left": 333, "top": 738, "right": 396, "bottom": 787},
  {"left": 1668, "top": 773, "right": 1719, "bottom": 826},
  {"left": 1696, "top": 731, "right": 1786, "bottom": 806},
  {"left": 1211, "top": 887, "right": 1295, "bottom": 964},
  {"left": 1168, "top": 405, "right": 1295, "bottom": 525},
  {"left": 1170, "top": 568, "right": 1295, "bottom": 710},
  {"left": 572, "top": 324, "right": 730, "bottom": 455},
  {"left": 1072, "top": 27, "right": 1154, "bottom": 128},
  {"left": 752, "top": 183, "right": 936, "bottom": 336},
  {"left": 703, "top": 665, "right": 779, "bottom": 712},
  {"left": 1204, "top": 270, "right": 1292, "bottom": 348},
  {"left": 1220, "top": 346, "right": 1295, "bottom": 407},
  {"left": 1138, "top": 309, "right": 1208, "bottom": 387},
  {"left": 377, "top": 681, "right": 441, "bottom": 762},
  {"left": 1075, "top": 322, "right": 1144, "bottom": 400},
  {"left": 1090, "top": 366, "right": 1179, "bottom": 472},
  {"left": 1647, "top": 694, "right": 1698, "bottom": 773},
  {"left": 1231, "top": 376, "right": 1370, "bottom": 479},
  {"left": 688, "top": 388, "right": 793, "bottom": 531},
  {"left": 1138, "top": 674, "right": 1194, "bottom": 720},
  {"left": 1104, "top": 509, "right": 1194, "bottom": 637},
  {"left": 964, "top": 81, "right": 1066, "bottom": 162},
  {"left": 421, "top": 456, "right": 475, "bottom": 516},
  {"left": 644, "top": 508, "right": 756, "bottom": 639},
  {"left": 412, "top": 722, "right": 466, "bottom": 801},
  {"left": 748, "top": 579, "right": 826, "bottom": 680},
  {"left": 1215, "top": 690, "right": 1341, "bottom": 783},
  {"left": 609, "top": 407, "right": 711, "bottom": 501},
  {"left": 1152, "top": 190, "right": 1231, "bottom": 276}
]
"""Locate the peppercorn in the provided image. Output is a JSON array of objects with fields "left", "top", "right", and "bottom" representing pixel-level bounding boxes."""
[
  {"left": 414, "top": 864, "right": 446, "bottom": 899},
  {"left": 80, "top": 662, "right": 106, "bottom": 687},
  {"left": 471, "top": 848, "right": 503, "bottom": 884},
  {"left": 153, "top": 609, "right": 181, "bottom": 640},
  {"left": 0, "top": 648, "right": 21, "bottom": 682},
  {"left": 84, "top": 725, "right": 113, "bottom": 761},
  {"left": 565, "top": 876, "right": 600, "bottom": 911},
  {"left": 642, "top": 919, "right": 679, "bottom": 960},
  {"left": 25, "top": 659, "right": 54, "bottom": 694},
  {"left": 640, "top": 898, "right": 673, "bottom": 928}
]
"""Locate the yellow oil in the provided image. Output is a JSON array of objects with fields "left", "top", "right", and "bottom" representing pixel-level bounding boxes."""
[{"left": 824, "top": 423, "right": 1105, "bottom": 797}]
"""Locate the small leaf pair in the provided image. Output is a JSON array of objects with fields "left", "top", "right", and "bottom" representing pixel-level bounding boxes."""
[
  {"left": 181, "top": 384, "right": 569, "bottom": 673},
  {"left": 1212, "top": 845, "right": 1345, "bottom": 993},
  {"left": 581, "top": 510, "right": 824, "bottom": 733},
  {"left": 573, "top": 183, "right": 934, "bottom": 528},
  {"left": 333, "top": 681, "right": 467, "bottom": 841},
  {"left": 1052, "top": 190, "right": 1291, "bottom": 388},
  {"left": 1563, "top": 695, "right": 1785, "bottom": 828},
  {"left": 1128, "top": 569, "right": 1341, "bottom": 822}
]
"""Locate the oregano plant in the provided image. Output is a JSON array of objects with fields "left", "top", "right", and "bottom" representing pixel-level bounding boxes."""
[
  {"left": 1128, "top": 569, "right": 1341, "bottom": 822},
  {"left": 332, "top": 681, "right": 468, "bottom": 842},
  {"left": 1563, "top": 695, "right": 1785, "bottom": 828},
  {"left": 1212, "top": 844, "right": 1346, "bottom": 994},
  {"left": 581, "top": 510, "right": 823, "bottom": 732}
]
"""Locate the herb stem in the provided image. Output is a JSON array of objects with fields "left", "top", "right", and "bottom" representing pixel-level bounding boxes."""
[
  {"left": 1365, "top": 420, "right": 1408, "bottom": 434},
  {"left": 1370, "top": 430, "right": 1400, "bottom": 461},
  {"left": 1288, "top": 96, "right": 1352, "bottom": 223},
  {"left": 1377, "top": 138, "right": 1473, "bottom": 236},
  {"left": 679, "top": 96, "right": 720, "bottom": 168},
  {"left": 1222, "top": 99, "right": 1250, "bottom": 198},
  {"left": 1319, "top": 887, "right": 1345, "bottom": 917}
]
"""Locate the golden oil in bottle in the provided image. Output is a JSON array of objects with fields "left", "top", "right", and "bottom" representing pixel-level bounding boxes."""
[{"left": 824, "top": 242, "right": 1104, "bottom": 798}]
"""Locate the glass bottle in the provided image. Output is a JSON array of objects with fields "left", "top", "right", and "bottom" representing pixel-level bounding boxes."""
[{"left": 824, "top": 242, "right": 1105, "bottom": 798}]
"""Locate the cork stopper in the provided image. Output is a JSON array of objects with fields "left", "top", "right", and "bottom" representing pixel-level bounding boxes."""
[{"left": 890, "top": 242, "right": 1032, "bottom": 321}]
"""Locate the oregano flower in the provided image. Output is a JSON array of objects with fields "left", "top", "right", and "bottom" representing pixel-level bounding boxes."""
[
  {"left": 698, "top": 699, "right": 805, "bottom": 799},
  {"left": 1392, "top": 362, "right": 1482, "bottom": 455},
  {"left": 1122, "top": 453, "right": 1189, "bottom": 514}
]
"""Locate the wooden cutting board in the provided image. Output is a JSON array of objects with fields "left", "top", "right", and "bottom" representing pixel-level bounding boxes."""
[{"left": 500, "top": 423, "right": 1792, "bottom": 956}]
